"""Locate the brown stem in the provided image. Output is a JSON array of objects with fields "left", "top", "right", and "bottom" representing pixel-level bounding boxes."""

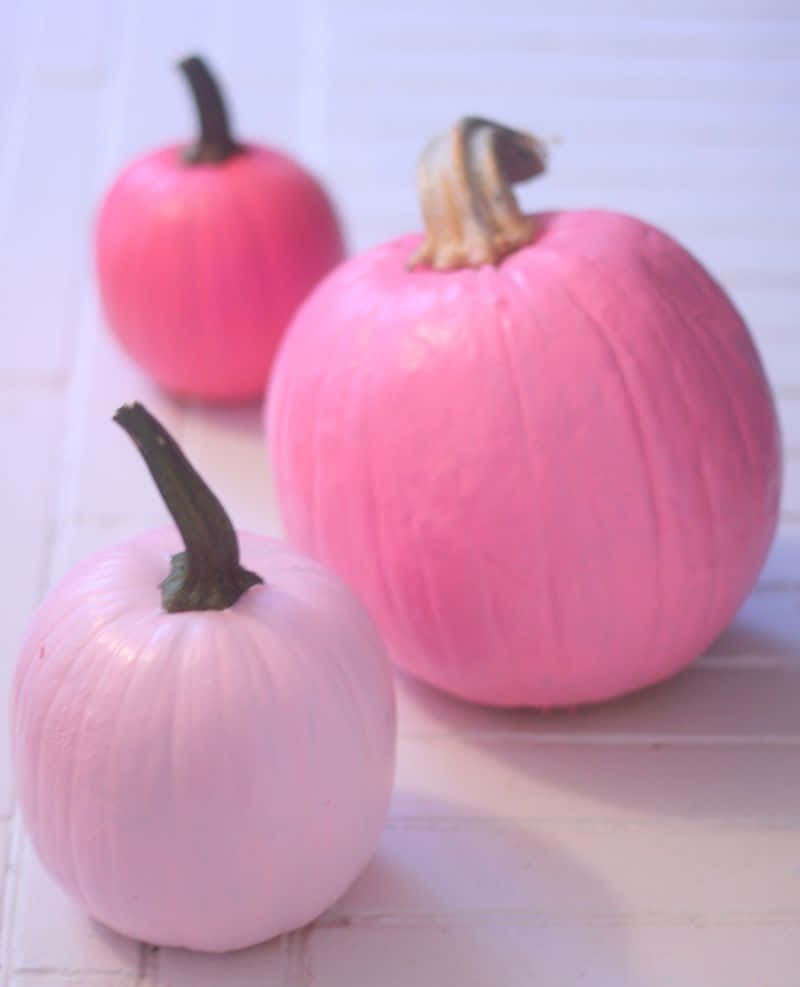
[
  {"left": 408, "top": 117, "right": 547, "bottom": 271},
  {"left": 113, "top": 402, "right": 263, "bottom": 613},
  {"left": 178, "top": 55, "right": 243, "bottom": 165}
]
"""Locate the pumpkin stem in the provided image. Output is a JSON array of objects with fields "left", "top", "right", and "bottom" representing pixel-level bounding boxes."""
[
  {"left": 113, "top": 402, "right": 263, "bottom": 613},
  {"left": 178, "top": 54, "right": 243, "bottom": 165},
  {"left": 408, "top": 117, "right": 547, "bottom": 271}
]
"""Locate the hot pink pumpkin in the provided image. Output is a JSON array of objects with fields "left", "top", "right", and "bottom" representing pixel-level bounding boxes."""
[
  {"left": 95, "top": 56, "right": 344, "bottom": 403},
  {"left": 10, "top": 404, "right": 395, "bottom": 952},
  {"left": 267, "top": 117, "right": 782, "bottom": 708}
]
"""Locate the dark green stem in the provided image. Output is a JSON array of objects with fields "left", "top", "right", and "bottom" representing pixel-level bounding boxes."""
[
  {"left": 178, "top": 55, "right": 243, "bottom": 165},
  {"left": 113, "top": 402, "right": 263, "bottom": 613}
]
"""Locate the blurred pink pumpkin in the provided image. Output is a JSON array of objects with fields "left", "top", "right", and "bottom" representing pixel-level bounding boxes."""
[
  {"left": 95, "top": 55, "right": 344, "bottom": 403},
  {"left": 11, "top": 404, "right": 395, "bottom": 952},
  {"left": 267, "top": 117, "right": 782, "bottom": 708}
]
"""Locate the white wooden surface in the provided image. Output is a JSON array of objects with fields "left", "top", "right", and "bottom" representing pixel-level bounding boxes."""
[{"left": 1, "top": 1, "right": 798, "bottom": 984}]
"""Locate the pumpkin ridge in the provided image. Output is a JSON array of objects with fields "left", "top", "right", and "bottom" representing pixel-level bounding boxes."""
[
  {"left": 501, "top": 261, "right": 570, "bottom": 694},
  {"left": 361, "top": 336, "right": 405, "bottom": 652},
  {"left": 633, "top": 238, "right": 733, "bottom": 632},
  {"left": 101, "top": 183, "right": 156, "bottom": 360},
  {"left": 29, "top": 602, "right": 121, "bottom": 861},
  {"left": 639, "top": 229, "right": 763, "bottom": 481},
  {"left": 33, "top": 613, "right": 115, "bottom": 910},
  {"left": 165, "top": 623, "right": 187, "bottom": 940},
  {"left": 643, "top": 239, "right": 781, "bottom": 629},
  {"left": 567, "top": 236, "right": 716, "bottom": 667},
  {"left": 229, "top": 166, "right": 280, "bottom": 347},
  {"left": 307, "top": 305, "right": 338, "bottom": 558},
  {"left": 544, "top": 244, "right": 666, "bottom": 668},
  {"left": 101, "top": 627, "right": 146, "bottom": 927},
  {"left": 66, "top": 634, "right": 131, "bottom": 919},
  {"left": 493, "top": 273, "right": 556, "bottom": 691},
  {"left": 447, "top": 278, "right": 506, "bottom": 683}
]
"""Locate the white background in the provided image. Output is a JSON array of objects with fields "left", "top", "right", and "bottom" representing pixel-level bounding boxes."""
[{"left": 0, "top": 1, "right": 798, "bottom": 984}]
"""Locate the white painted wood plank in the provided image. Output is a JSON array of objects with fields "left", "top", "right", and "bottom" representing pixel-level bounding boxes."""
[
  {"left": 31, "top": 0, "right": 126, "bottom": 84},
  {"left": 333, "top": 0, "right": 800, "bottom": 18},
  {"left": 208, "top": 6, "right": 305, "bottom": 157},
  {"left": 327, "top": 42, "right": 798, "bottom": 116},
  {"left": 305, "top": 922, "right": 800, "bottom": 987},
  {"left": 0, "top": 5, "right": 37, "bottom": 150},
  {"left": 0, "top": 389, "right": 66, "bottom": 813},
  {"left": 180, "top": 405, "right": 279, "bottom": 537},
  {"left": 760, "top": 523, "right": 800, "bottom": 588},
  {"left": 0, "top": 0, "right": 132, "bottom": 381},
  {"left": 360, "top": 10, "right": 800, "bottom": 60},
  {"left": 10, "top": 977, "right": 138, "bottom": 987},
  {"left": 330, "top": 57, "right": 797, "bottom": 111},
  {"left": 778, "top": 398, "right": 800, "bottom": 454},
  {"left": 705, "top": 587, "right": 799, "bottom": 663},
  {"left": 759, "top": 341, "right": 800, "bottom": 396},
  {"left": 0, "top": 82, "right": 106, "bottom": 377},
  {"left": 58, "top": 322, "right": 185, "bottom": 534},
  {"left": 10, "top": 970, "right": 138, "bottom": 987},
  {"left": 100, "top": 0, "right": 232, "bottom": 174},
  {"left": 784, "top": 457, "right": 800, "bottom": 514},
  {"left": 392, "top": 739, "right": 800, "bottom": 824},
  {"left": 329, "top": 821, "right": 799, "bottom": 921},
  {"left": 156, "top": 936, "right": 287, "bottom": 987},
  {"left": 0, "top": 822, "right": 12, "bottom": 932}
]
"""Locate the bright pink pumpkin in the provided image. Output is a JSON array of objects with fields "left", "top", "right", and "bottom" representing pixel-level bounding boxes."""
[
  {"left": 267, "top": 117, "right": 782, "bottom": 708},
  {"left": 95, "top": 56, "right": 344, "bottom": 403},
  {"left": 11, "top": 404, "right": 395, "bottom": 952}
]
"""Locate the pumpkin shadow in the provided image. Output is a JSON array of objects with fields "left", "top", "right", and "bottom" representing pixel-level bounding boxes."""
[
  {"left": 173, "top": 396, "right": 265, "bottom": 440},
  {"left": 306, "top": 793, "right": 630, "bottom": 984},
  {"left": 704, "top": 524, "right": 800, "bottom": 660},
  {"left": 394, "top": 578, "right": 799, "bottom": 822},
  {"left": 154, "top": 797, "right": 630, "bottom": 984},
  {"left": 703, "top": 590, "right": 798, "bottom": 660}
]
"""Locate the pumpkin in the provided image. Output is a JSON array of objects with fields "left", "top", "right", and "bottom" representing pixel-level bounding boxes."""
[
  {"left": 94, "top": 55, "right": 345, "bottom": 403},
  {"left": 267, "top": 117, "right": 782, "bottom": 708},
  {"left": 10, "top": 403, "right": 395, "bottom": 952}
]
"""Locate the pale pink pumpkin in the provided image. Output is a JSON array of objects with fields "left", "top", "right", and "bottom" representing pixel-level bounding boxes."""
[
  {"left": 267, "top": 117, "right": 781, "bottom": 708},
  {"left": 11, "top": 405, "right": 395, "bottom": 952},
  {"left": 95, "top": 56, "right": 344, "bottom": 403}
]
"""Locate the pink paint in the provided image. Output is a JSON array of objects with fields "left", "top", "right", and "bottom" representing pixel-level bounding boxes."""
[
  {"left": 95, "top": 143, "right": 344, "bottom": 402},
  {"left": 267, "top": 210, "right": 782, "bottom": 707},
  {"left": 11, "top": 530, "right": 396, "bottom": 951}
]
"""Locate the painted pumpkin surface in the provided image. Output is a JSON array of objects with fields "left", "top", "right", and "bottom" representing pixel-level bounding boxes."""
[
  {"left": 95, "top": 56, "right": 344, "bottom": 402},
  {"left": 267, "top": 117, "right": 781, "bottom": 707},
  {"left": 11, "top": 404, "right": 395, "bottom": 951}
]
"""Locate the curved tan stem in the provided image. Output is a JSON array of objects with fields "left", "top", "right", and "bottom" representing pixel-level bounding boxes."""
[{"left": 408, "top": 117, "right": 547, "bottom": 271}]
